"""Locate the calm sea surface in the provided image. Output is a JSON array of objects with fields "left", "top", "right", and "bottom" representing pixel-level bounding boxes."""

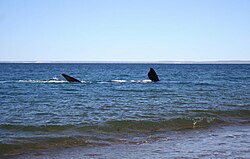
[{"left": 0, "top": 63, "right": 249, "bottom": 156}]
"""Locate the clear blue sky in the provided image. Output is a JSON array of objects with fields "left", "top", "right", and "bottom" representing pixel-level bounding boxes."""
[{"left": 0, "top": 0, "right": 250, "bottom": 61}]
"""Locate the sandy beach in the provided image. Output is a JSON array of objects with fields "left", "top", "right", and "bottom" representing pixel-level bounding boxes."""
[{"left": 3, "top": 124, "right": 249, "bottom": 159}]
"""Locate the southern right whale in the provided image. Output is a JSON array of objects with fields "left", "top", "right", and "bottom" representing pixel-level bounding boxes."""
[
  {"left": 148, "top": 68, "right": 160, "bottom": 82},
  {"left": 61, "top": 74, "right": 81, "bottom": 83}
]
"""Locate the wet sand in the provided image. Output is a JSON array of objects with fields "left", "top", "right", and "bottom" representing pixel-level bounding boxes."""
[{"left": 4, "top": 124, "right": 250, "bottom": 159}]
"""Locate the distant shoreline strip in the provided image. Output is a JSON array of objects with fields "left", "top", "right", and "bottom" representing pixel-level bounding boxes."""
[{"left": 0, "top": 61, "right": 250, "bottom": 64}]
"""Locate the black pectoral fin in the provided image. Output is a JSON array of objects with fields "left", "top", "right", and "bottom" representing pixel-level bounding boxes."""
[{"left": 62, "top": 74, "right": 81, "bottom": 83}]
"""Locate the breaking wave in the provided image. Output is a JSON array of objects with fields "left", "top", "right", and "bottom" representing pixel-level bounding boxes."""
[{"left": 0, "top": 109, "right": 249, "bottom": 156}]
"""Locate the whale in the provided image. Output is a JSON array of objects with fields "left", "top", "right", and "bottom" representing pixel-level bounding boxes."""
[
  {"left": 61, "top": 74, "right": 81, "bottom": 83},
  {"left": 148, "top": 68, "right": 160, "bottom": 82}
]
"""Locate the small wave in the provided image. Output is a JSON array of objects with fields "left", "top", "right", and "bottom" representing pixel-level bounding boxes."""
[
  {"left": 0, "top": 117, "right": 223, "bottom": 156},
  {"left": 0, "top": 124, "right": 75, "bottom": 132},
  {"left": 104, "top": 117, "right": 224, "bottom": 132},
  {"left": 0, "top": 136, "right": 92, "bottom": 157},
  {"left": 0, "top": 116, "right": 224, "bottom": 134},
  {"left": 0, "top": 81, "right": 9, "bottom": 84}
]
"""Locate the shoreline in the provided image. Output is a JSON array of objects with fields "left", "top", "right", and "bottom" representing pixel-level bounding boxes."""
[{"left": 4, "top": 124, "right": 250, "bottom": 159}]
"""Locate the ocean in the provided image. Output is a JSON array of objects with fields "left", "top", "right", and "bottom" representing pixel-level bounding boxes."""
[{"left": 0, "top": 63, "right": 250, "bottom": 158}]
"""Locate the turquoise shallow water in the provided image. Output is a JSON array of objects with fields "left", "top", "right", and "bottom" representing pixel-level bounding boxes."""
[{"left": 0, "top": 63, "right": 250, "bottom": 156}]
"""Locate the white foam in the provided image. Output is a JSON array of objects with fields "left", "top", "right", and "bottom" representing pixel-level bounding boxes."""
[
  {"left": 131, "top": 80, "right": 152, "bottom": 83},
  {"left": 111, "top": 79, "right": 152, "bottom": 83},
  {"left": 111, "top": 80, "right": 128, "bottom": 83},
  {"left": 98, "top": 81, "right": 109, "bottom": 84},
  {"left": 80, "top": 81, "right": 88, "bottom": 83},
  {"left": 18, "top": 79, "right": 66, "bottom": 83}
]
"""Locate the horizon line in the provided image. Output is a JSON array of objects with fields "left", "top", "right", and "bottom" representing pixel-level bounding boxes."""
[{"left": 1, "top": 60, "right": 250, "bottom": 64}]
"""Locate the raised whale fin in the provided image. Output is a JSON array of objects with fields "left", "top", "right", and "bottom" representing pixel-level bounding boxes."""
[
  {"left": 61, "top": 74, "right": 81, "bottom": 83},
  {"left": 148, "top": 68, "right": 160, "bottom": 82}
]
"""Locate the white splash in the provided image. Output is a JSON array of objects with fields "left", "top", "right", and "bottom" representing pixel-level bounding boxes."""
[
  {"left": 111, "top": 80, "right": 128, "bottom": 83},
  {"left": 18, "top": 79, "right": 66, "bottom": 83},
  {"left": 112, "top": 79, "right": 152, "bottom": 83}
]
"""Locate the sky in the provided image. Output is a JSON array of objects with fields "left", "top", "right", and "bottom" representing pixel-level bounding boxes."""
[{"left": 0, "top": 0, "right": 250, "bottom": 61}]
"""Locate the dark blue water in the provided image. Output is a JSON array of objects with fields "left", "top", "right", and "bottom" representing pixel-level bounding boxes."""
[{"left": 0, "top": 63, "right": 250, "bottom": 156}]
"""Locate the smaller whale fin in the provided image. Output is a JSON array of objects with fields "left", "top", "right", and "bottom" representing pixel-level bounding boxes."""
[
  {"left": 148, "top": 68, "right": 160, "bottom": 82},
  {"left": 61, "top": 74, "right": 81, "bottom": 83}
]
